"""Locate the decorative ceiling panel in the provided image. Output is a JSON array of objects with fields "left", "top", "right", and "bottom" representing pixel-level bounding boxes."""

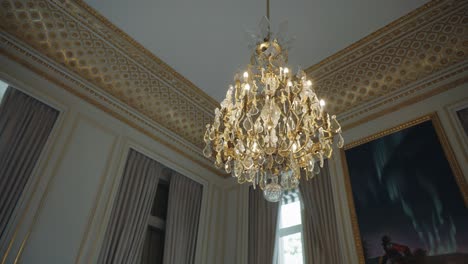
[
  {"left": 306, "top": 0, "right": 468, "bottom": 114},
  {"left": 0, "top": 0, "right": 218, "bottom": 149}
]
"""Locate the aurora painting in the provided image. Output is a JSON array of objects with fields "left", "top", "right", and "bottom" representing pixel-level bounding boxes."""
[{"left": 343, "top": 116, "right": 468, "bottom": 264}]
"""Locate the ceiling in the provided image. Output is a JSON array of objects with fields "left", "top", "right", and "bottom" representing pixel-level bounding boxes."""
[{"left": 85, "top": 0, "right": 428, "bottom": 102}]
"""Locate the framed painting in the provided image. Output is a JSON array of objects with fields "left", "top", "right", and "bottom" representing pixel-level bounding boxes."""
[{"left": 341, "top": 113, "right": 468, "bottom": 264}]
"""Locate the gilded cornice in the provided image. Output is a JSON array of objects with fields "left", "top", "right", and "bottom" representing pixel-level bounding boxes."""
[{"left": 306, "top": 0, "right": 468, "bottom": 114}]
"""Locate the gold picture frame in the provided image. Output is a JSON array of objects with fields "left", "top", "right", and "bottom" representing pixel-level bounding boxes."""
[{"left": 340, "top": 113, "right": 468, "bottom": 264}]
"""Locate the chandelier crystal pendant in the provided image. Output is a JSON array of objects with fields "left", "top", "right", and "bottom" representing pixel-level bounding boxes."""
[{"left": 203, "top": 0, "right": 344, "bottom": 202}]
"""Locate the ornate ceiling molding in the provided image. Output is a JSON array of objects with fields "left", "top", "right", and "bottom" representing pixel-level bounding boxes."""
[{"left": 306, "top": 0, "right": 468, "bottom": 115}]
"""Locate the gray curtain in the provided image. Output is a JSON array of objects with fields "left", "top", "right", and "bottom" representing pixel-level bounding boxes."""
[
  {"left": 248, "top": 187, "right": 279, "bottom": 264},
  {"left": 98, "top": 150, "right": 163, "bottom": 264},
  {"left": 162, "top": 172, "right": 203, "bottom": 264},
  {"left": 0, "top": 87, "right": 58, "bottom": 239},
  {"left": 299, "top": 160, "right": 343, "bottom": 263}
]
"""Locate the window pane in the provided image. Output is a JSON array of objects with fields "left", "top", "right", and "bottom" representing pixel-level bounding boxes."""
[
  {"left": 278, "top": 232, "right": 304, "bottom": 264},
  {"left": 151, "top": 181, "right": 169, "bottom": 219},
  {"left": 279, "top": 200, "right": 301, "bottom": 228}
]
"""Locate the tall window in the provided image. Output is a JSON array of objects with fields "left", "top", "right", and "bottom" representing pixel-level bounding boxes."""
[
  {"left": 140, "top": 179, "right": 170, "bottom": 263},
  {"left": 275, "top": 189, "right": 305, "bottom": 264}
]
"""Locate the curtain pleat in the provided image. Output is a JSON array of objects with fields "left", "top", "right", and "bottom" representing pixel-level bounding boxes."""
[
  {"left": 162, "top": 172, "right": 203, "bottom": 264},
  {"left": 248, "top": 187, "right": 279, "bottom": 264},
  {"left": 299, "top": 160, "right": 343, "bottom": 263},
  {"left": 0, "top": 87, "right": 58, "bottom": 239},
  {"left": 98, "top": 150, "right": 163, "bottom": 264}
]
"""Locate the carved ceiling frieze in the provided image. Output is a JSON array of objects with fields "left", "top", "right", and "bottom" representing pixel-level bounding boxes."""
[{"left": 306, "top": 0, "right": 468, "bottom": 114}]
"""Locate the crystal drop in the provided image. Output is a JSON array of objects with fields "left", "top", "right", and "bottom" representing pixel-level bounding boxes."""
[
  {"left": 308, "top": 159, "right": 315, "bottom": 172},
  {"left": 318, "top": 127, "right": 324, "bottom": 138},
  {"left": 337, "top": 133, "right": 344, "bottom": 148},
  {"left": 292, "top": 85, "right": 301, "bottom": 94},
  {"left": 243, "top": 117, "right": 253, "bottom": 131},
  {"left": 293, "top": 98, "right": 302, "bottom": 115},
  {"left": 258, "top": 155, "right": 265, "bottom": 165},
  {"left": 319, "top": 152, "right": 324, "bottom": 168},
  {"left": 255, "top": 121, "right": 264, "bottom": 134},
  {"left": 260, "top": 101, "right": 270, "bottom": 124},
  {"left": 297, "top": 132, "right": 307, "bottom": 148},
  {"left": 287, "top": 116, "right": 295, "bottom": 130},
  {"left": 238, "top": 174, "right": 246, "bottom": 184},
  {"left": 209, "top": 129, "right": 216, "bottom": 141},
  {"left": 203, "top": 144, "right": 212, "bottom": 158},
  {"left": 279, "top": 140, "right": 289, "bottom": 151},
  {"left": 249, "top": 105, "right": 259, "bottom": 116},
  {"left": 234, "top": 160, "right": 243, "bottom": 178},
  {"left": 236, "top": 140, "right": 245, "bottom": 154},
  {"left": 247, "top": 170, "right": 256, "bottom": 182},
  {"left": 216, "top": 151, "right": 223, "bottom": 162},
  {"left": 203, "top": 129, "right": 210, "bottom": 143},
  {"left": 215, "top": 139, "right": 223, "bottom": 152},
  {"left": 292, "top": 162, "right": 301, "bottom": 178},
  {"left": 275, "top": 155, "right": 284, "bottom": 164},
  {"left": 259, "top": 172, "right": 266, "bottom": 189},
  {"left": 330, "top": 115, "right": 341, "bottom": 132},
  {"left": 225, "top": 161, "right": 232, "bottom": 173},
  {"left": 263, "top": 183, "right": 283, "bottom": 202},
  {"left": 324, "top": 143, "right": 332, "bottom": 158},
  {"left": 270, "top": 102, "right": 281, "bottom": 127},
  {"left": 243, "top": 157, "right": 254, "bottom": 169},
  {"left": 313, "top": 163, "right": 320, "bottom": 175},
  {"left": 265, "top": 155, "right": 274, "bottom": 169},
  {"left": 265, "top": 146, "right": 275, "bottom": 155}
]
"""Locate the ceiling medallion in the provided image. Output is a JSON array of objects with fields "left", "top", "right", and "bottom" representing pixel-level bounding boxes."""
[{"left": 203, "top": 0, "right": 343, "bottom": 202}]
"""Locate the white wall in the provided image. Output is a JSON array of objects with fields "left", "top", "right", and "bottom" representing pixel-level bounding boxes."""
[{"left": 0, "top": 54, "right": 225, "bottom": 264}]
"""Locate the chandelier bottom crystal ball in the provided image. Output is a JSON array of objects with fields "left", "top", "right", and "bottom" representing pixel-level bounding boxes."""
[{"left": 203, "top": 21, "right": 344, "bottom": 202}]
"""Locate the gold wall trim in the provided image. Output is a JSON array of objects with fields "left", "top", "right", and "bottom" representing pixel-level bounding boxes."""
[
  {"left": 0, "top": 41, "right": 226, "bottom": 178},
  {"left": 306, "top": 0, "right": 468, "bottom": 115},
  {"left": 341, "top": 113, "right": 468, "bottom": 264}
]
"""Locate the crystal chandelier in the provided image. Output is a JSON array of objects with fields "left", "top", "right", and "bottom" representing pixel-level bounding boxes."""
[{"left": 203, "top": 0, "right": 344, "bottom": 202}]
